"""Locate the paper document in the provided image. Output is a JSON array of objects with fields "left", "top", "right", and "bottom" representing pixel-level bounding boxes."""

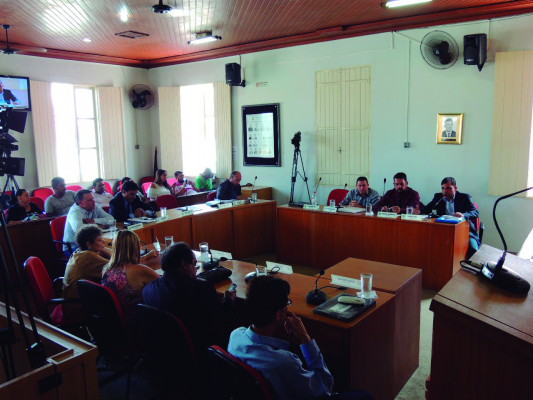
[
  {"left": 266, "top": 261, "right": 293, "bottom": 274},
  {"left": 337, "top": 207, "right": 365, "bottom": 214},
  {"left": 212, "top": 250, "right": 233, "bottom": 260}
]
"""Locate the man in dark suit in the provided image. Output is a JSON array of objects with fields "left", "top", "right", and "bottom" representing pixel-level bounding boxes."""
[
  {"left": 441, "top": 118, "right": 456, "bottom": 140},
  {"left": 109, "top": 180, "right": 151, "bottom": 222},
  {"left": 422, "top": 177, "right": 480, "bottom": 258},
  {"left": 0, "top": 80, "right": 19, "bottom": 105}
]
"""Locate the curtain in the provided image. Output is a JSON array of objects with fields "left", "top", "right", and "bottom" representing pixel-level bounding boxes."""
[
  {"left": 213, "top": 82, "right": 232, "bottom": 178},
  {"left": 158, "top": 87, "right": 182, "bottom": 172}
]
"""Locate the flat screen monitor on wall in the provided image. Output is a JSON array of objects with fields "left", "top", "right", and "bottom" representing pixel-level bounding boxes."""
[{"left": 0, "top": 75, "right": 31, "bottom": 111}]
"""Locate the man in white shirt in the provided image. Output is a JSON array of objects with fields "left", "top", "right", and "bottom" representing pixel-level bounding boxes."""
[
  {"left": 91, "top": 178, "right": 113, "bottom": 206},
  {"left": 63, "top": 190, "right": 113, "bottom": 252}
]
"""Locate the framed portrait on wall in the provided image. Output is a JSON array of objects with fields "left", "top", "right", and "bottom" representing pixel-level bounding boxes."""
[
  {"left": 436, "top": 113, "right": 463, "bottom": 144},
  {"left": 242, "top": 103, "right": 281, "bottom": 166}
]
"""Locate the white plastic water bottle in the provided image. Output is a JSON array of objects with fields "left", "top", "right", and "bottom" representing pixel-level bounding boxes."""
[{"left": 311, "top": 191, "right": 318, "bottom": 205}]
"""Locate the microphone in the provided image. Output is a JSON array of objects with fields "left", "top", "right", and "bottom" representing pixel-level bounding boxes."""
[
  {"left": 314, "top": 177, "right": 322, "bottom": 193},
  {"left": 427, "top": 196, "right": 445, "bottom": 218},
  {"left": 383, "top": 178, "right": 386, "bottom": 196},
  {"left": 343, "top": 183, "right": 348, "bottom": 191},
  {"left": 203, "top": 249, "right": 220, "bottom": 270},
  {"left": 250, "top": 176, "right": 257, "bottom": 201},
  {"left": 306, "top": 270, "right": 327, "bottom": 305},
  {"left": 478, "top": 187, "right": 532, "bottom": 295}
]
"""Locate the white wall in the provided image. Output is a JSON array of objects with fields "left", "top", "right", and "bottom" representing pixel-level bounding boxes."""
[
  {"left": 149, "top": 14, "right": 533, "bottom": 252},
  {"left": 0, "top": 55, "right": 153, "bottom": 188}
]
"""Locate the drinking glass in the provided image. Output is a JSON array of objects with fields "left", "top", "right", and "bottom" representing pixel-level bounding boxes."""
[
  {"left": 199, "top": 242, "right": 209, "bottom": 262},
  {"left": 165, "top": 236, "right": 174, "bottom": 249},
  {"left": 365, "top": 204, "right": 373, "bottom": 216},
  {"left": 406, "top": 206, "right": 414, "bottom": 215},
  {"left": 361, "top": 273, "right": 373, "bottom": 297},
  {"left": 329, "top": 199, "right": 336, "bottom": 207},
  {"left": 160, "top": 207, "right": 167, "bottom": 217},
  {"left": 256, "top": 265, "right": 267, "bottom": 276},
  {"left": 251, "top": 192, "right": 258, "bottom": 203},
  {"left": 106, "top": 218, "right": 116, "bottom": 235}
]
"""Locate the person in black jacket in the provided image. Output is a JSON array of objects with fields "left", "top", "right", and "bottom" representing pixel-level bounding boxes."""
[
  {"left": 421, "top": 177, "right": 480, "bottom": 258},
  {"left": 142, "top": 242, "right": 235, "bottom": 355},
  {"left": 6, "top": 189, "right": 42, "bottom": 223},
  {"left": 216, "top": 170, "right": 244, "bottom": 200},
  {"left": 109, "top": 181, "right": 151, "bottom": 222}
]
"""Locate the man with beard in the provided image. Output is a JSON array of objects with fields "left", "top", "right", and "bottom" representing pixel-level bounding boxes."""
[
  {"left": 374, "top": 172, "right": 420, "bottom": 214},
  {"left": 172, "top": 171, "right": 198, "bottom": 196}
]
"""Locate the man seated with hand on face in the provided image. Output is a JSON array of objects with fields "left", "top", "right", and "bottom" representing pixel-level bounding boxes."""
[
  {"left": 109, "top": 181, "right": 152, "bottom": 223},
  {"left": 228, "top": 275, "right": 372, "bottom": 400},
  {"left": 341, "top": 176, "right": 380, "bottom": 208},
  {"left": 421, "top": 177, "right": 480, "bottom": 258},
  {"left": 172, "top": 171, "right": 198, "bottom": 196},
  {"left": 374, "top": 172, "right": 420, "bottom": 214}
]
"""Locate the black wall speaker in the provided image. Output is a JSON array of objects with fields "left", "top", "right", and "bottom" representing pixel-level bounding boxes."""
[
  {"left": 225, "top": 63, "right": 244, "bottom": 86},
  {"left": 464, "top": 33, "right": 487, "bottom": 71}
]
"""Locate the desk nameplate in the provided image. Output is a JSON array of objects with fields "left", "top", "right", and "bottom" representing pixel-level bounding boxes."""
[
  {"left": 127, "top": 223, "right": 143, "bottom": 231},
  {"left": 322, "top": 206, "right": 337, "bottom": 213},
  {"left": 377, "top": 211, "right": 399, "bottom": 219},
  {"left": 218, "top": 203, "right": 233, "bottom": 209},
  {"left": 303, "top": 204, "right": 320, "bottom": 211},
  {"left": 401, "top": 214, "right": 428, "bottom": 221}
]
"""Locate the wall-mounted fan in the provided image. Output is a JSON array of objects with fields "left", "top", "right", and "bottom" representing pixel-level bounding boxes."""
[
  {"left": 1, "top": 24, "right": 47, "bottom": 55},
  {"left": 128, "top": 84, "right": 154, "bottom": 110},
  {"left": 420, "top": 30, "right": 459, "bottom": 70}
]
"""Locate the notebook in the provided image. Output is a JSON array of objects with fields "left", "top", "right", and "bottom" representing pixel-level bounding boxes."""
[{"left": 313, "top": 293, "right": 376, "bottom": 322}]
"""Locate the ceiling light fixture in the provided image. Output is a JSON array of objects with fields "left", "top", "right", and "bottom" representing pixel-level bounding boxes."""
[
  {"left": 120, "top": 7, "right": 129, "bottom": 22},
  {"left": 151, "top": 0, "right": 172, "bottom": 14},
  {"left": 383, "top": 0, "right": 432, "bottom": 8},
  {"left": 188, "top": 31, "right": 222, "bottom": 45},
  {"left": 82, "top": 38, "right": 92, "bottom": 43}
]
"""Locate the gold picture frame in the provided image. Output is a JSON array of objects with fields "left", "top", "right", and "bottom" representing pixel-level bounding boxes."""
[{"left": 436, "top": 113, "right": 463, "bottom": 144}]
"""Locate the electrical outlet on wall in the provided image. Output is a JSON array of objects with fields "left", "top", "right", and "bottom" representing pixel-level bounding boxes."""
[{"left": 404, "top": 142, "right": 410, "bottom": 148}]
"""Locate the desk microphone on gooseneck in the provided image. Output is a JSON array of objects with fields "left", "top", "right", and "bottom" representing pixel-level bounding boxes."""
[
  {"left": 203, "top": 250, "right": 220, "bottom": 270},
  {"left": 427, "top": 196, "right": 445, "bottom": 218},
  {"left": 306, "top": 270, "right": 327, "bottom": 305},
  {"left": 250, "top": 176, "right": 257, "bottom": 198},
  {"left": 383, "top": 178, "right": 386, "bottom": 196}
]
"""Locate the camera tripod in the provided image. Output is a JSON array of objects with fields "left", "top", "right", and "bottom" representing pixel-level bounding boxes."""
[{"left": 289, "top": 145, "right": 311, "bottom": 207}]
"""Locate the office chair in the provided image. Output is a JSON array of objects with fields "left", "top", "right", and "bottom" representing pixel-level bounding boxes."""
[
  {"left": 50, "top": 215, "right": 72, "bottom": 261},
  {"left": 207, "top": 345, "right": 272, "bottom": 400},
  {"left": 473, "top": 202, "right": 485, "bottom": 243},
  {"left": 66, "top": 185, "right": 83, "bottom": 191},
  {"left": 136, "top": 304, "right": 199, "bottom": 398},
  {"left": 141, "top": 182, "right": 152, "bottom": 196},
  {"left": 101, "top": 205, "right": 110, "bottom": 213},
  {"left": 327, "top": 189, "right": 349, "bottom": 207},
  {"left": 23, "top": 256, "right": 81, "bottom": 327},
  {"left": 29, "top": 196, "right": 45, "bottom": 211},
  {"left": 104, "top": 181, "right": 113, "bottom": 195},
  {"left": 156, "top": 194, "right": 178, "bottom": 209},
  {"left": 78, "top": 279, "right": 139, "bottom": 400},
  {"left": 32, "top": 187, "right": 54, "bottom": 201},
  {"left": 167, "top": 177, "right": 177, "bottom": 187}
]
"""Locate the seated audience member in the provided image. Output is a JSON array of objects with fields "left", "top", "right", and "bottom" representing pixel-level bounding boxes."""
[
  {"left": 195, "top": 168, "right": 214, "bottom": 192},
  {"left": 109, "top": 181, "right": 151, "bottom": 222},
  {"left": 44, "top": 177, "right": 76, "bottom": 217},
  {"left": 102, "top": 230, "right": 159, "bottom": 326},
  {"left": 216, "top": 170, "right": 245, "bottom": 200},
  {"left": 146, "top": 169, "right": 172, "bottom": 200},
  {"left": 421, "top": 177, "right": 480, "bottom": 258},
  {"left": 62, "top": 225, "right": 111, "bottom": 320},
  {"left": 228, "top": 276, "right": 372, "bottom": 400},
  {"left": 341, "top": 177, "right": 380, "bottom": 208},
  {"left": 143, "top": 242, "right": 235, "bottom": 353},
  {"left": 122, "top": 177, "right": 148, "bottom": 203},
  {"left": 91, "top": 178, "right": 113, "bottom": 206},
  {"left": 63, "top": 190, "right": 113, "bottom": 252},
  {"left": 6, "top": 189, "right": 42, "bottom": 223},
  {"left": 172, "top": 171, "right": 198, "bottom": 196},
  {"left": 374, "top": 172, "right": 420, "bottom": 214}
]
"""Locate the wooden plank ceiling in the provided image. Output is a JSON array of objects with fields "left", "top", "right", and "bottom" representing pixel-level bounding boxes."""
[{"left": 0, "top": 0, "right": 532, "bottom": 68}]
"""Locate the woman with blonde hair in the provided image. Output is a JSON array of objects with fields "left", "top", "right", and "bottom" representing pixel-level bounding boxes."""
[
  {"left": 146, "top": 169, "right": 171, "bottom": 200},
  {"left": 102, "top": 230, "right": 159, "bottom": 325}
]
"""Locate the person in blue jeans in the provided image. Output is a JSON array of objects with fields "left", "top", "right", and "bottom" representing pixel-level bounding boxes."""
[{"left": 227, "top": 275, "right": 372, "bottom": 400}]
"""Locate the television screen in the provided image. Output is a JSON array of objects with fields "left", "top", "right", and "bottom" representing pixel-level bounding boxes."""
[{"left": 0, "top": 75, "right": 31, "bottom": 111}]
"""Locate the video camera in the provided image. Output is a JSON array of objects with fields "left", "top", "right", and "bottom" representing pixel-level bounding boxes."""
[
  {"left": 0, "top": 107, "right": 26, "bottom": 176},
  {"left": 291, "top": 131, "right": 301, "bottom": 149}
]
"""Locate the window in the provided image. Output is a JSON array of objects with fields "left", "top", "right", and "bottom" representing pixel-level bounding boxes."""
[
  {"left": 51, "top": 83, "right": 100, "bottom": 182},
  {"left": 180, "top": 83, "right": 216, "bottom": 175}
]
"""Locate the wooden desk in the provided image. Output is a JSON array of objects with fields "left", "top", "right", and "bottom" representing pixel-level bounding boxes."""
[
  {"left": 322, "top": 258, "right": 422, "bottom": 396},
  {"left": 175, "top": 191, "right": 213, "bottom": 207},
  {"left": 241, "top": 186, "right": 273, "bottom": 200},
  {"left": 276, "top": 205, "right": 468, "bottom": 290},
  {"left": 429, "top": 245, "right": 533, "bottom": 399},
  {"left": 214, "top": 261, "right": 396, "bottom": 400},
  {"left": 103, "top": 201, "right": 276, "bottom": 259}
]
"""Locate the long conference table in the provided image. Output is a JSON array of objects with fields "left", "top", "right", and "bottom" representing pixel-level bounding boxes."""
[
  {"left": 102, "top": 200, "right": 277, "bottom": 259},
  {"left": 277, "top": 204, "right": 469, "bottom": 290},
  {"left": 172, "top": 257, "right": 420, "bottom": 400}
]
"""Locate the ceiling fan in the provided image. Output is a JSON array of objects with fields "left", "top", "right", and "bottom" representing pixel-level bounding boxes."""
[{"left": 1, "top": 24, "right": 47, "bottom": 55}]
